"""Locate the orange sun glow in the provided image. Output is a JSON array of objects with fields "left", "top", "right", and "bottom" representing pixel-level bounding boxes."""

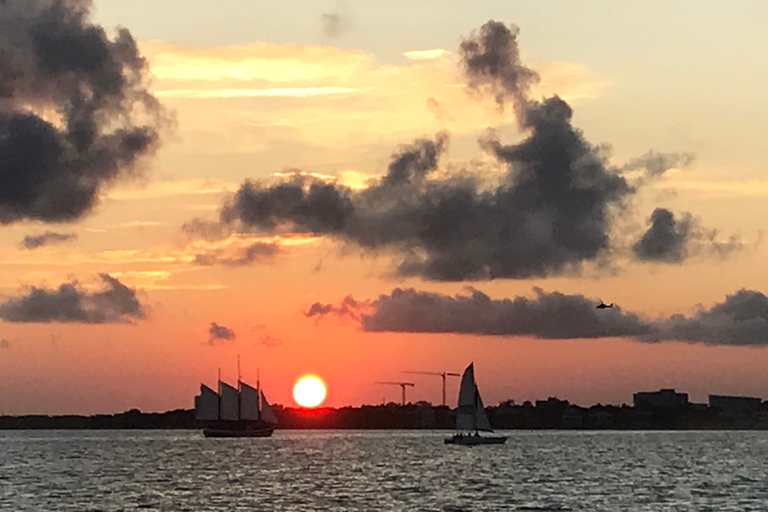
[{"left": 292, "top": 374, "right": 327, "bottom": 407}]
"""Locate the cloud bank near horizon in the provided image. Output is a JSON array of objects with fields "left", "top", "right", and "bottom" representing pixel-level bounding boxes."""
[{"left": 306, "top": 287, "right": 768, "bottom": 346}]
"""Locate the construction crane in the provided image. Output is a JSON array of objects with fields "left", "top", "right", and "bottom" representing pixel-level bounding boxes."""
[
  {"left": 403, "top": 371, "right": 461, "bottom": 406},
  {"left": 376, "top": 381, "right": 415, "bottom": 406}
]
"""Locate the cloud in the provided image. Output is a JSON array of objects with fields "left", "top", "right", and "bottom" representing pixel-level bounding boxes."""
[
  {"left": 209, "top": 18, "right": 634, "bottom": 281},
  {"left": 655, "top": 179, "right": 768, "bottom": 197},
  {"left": 310, "top": 287, "right": 768, "bottom": 346},
  {"left": 633, "top": 208, "right": 691, "bottom": 263},
  {"left": 209, "top": 322, "right": 236, "bottom": 344},
  {"left": 108, "top": 178, "right": 237, "bottom": 201},
  {"left": 621, "top": 150, "right": 695, "bottom": 180},
  {"left": 0, "top": 274, "right": 146, "bottom": 324},
  {"left": 311, "top": 287, "right": 650, "bottom": 338},
  {"left": 321, "top": 7, "right": 353, "bottom": 39},
  {"left": 187, "top": 20, "right": 735, "bottom": 281},
  {"left": 404, "top": 49, "right": 449, "bottom": 61},
  {"left": 193, "top": 241, "right": 279, "bottom": 266},
  {"left": 155, "top": 86, "right": 362, "bottom": 99},
  {"left": 305, "top": 295, "right": 364, "bottom": 323},
  {"left": 141, "top": 39, "right": 603, "bottom": 149},
  {"left": 0, "top": 0, "right": 167, "bottom": 224},
  {"left": 661, "top": 290, "right": 768, "bottom": 345},
  {"left": 22, "top": 231, "right": 77, "bottom": 250},
  {"left": 633, "top": 208, "right": 742, "bottom": 263},
  {"left": 0, "top": 339, "right": 8, "bottom": 349}
]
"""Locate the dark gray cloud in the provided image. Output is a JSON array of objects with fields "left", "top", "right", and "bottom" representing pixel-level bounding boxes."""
[
  {"left": 310, "top": 287, "right": 768, "bottom": 346},
  {"left": 0, "top": 0, "right": 166, "bottom": 224},
  {"left": 459, "top": 20, "right": 539, "bottom": 121},
  {"left": 662, "top": 290, "right": 768, "bottom": 345},
  {"left": 220, "top": 174, "right": 355, "bottom": 235},
  {"left": 207, "top": 20, "right": 633, "bottom": 281},
  {"left": 0, "top": 273, "right": 146, "bottom": 323},
  {"left": 310, "top": 287, "right": 651, "bottom": 339},
  {"left": 633, "top": 208, "right": 691, "bottom": 263},
  {"left": 633, "top": 208, "right": 742, "bottom": 263},
  {"left": 22, "top": 231, "right": 77, "bottom": 249},
  {"left": 305, "top": 295, "right": 363, "bottom": 322},
  {"left": 193, "top": 242, "right": 279, "bottom": 267},
  {"left": 208, "top": 322, "right": 236, "bottom": 344},
  {"left": 189, "top": 20, "right": 733, "bottom": 281}
]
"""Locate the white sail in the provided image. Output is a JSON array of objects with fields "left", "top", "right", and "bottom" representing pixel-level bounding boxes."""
[
  {"left": 455, "top": 363, "right": 494, "bottom": 432},
  {"left": 239, "top": 381, "right": 260, "bottom": 420},
  {"left": 260, "top": 390, "right": 278, "bottom": 424},
  {"left": 220, "top": 381, "right": 239, "bottom": 421},
  {"left": 194, "top": 384, "right": 219, "bottom": 421}
]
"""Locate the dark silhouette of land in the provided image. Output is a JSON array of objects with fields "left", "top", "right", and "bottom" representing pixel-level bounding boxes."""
[{"left": 3, "top": 394, "right": 768, "bottom": 430}]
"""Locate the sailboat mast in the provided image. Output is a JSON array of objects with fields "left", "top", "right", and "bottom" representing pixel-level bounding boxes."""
[{"left": 256, "top": 367, "right": 261, "bottom": 420}]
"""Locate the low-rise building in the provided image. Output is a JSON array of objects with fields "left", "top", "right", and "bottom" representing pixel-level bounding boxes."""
[
  {"left": 709, "top": 395, "right": 762, "bottom": 418},
  {"left": 633, "top": 388, "right": 689, "bottom": 408}
]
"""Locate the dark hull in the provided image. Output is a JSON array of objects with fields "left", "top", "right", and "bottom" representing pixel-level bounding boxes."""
[
  {"left": 444, "top": 434, "right": 507, "bottom": 446},
  {"left": 202, "top": 420, "right": 275, "bottom": 438}
]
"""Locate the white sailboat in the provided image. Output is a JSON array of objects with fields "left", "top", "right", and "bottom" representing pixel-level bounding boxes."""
[
  {"left": 445, "top": 363, "right": 507, "bottom": 445},
  {"left": 194, "top": 374, "right": 278, "bottom": 438}
]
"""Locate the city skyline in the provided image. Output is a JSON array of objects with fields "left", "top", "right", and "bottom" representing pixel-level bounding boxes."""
[{"left": 1, "top": 1, "right": 768, "bottom": 414}]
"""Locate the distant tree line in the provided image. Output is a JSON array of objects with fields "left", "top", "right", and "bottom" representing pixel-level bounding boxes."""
[{"left": 1, "top": 399, "right": 766, "bottom": 430}]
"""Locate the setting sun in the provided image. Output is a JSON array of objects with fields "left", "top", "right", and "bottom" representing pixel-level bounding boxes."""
[{"left": 292, "top": 375, "right": 327, "bottom": 408}]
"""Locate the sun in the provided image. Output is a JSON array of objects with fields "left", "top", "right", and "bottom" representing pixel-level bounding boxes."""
[{"left": 292, "top": 374, "right": 327, "bottom": 408}]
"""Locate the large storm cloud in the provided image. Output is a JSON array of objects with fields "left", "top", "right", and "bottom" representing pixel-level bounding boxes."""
[
  {"left": 0, "top": 273, "right": 146, "bottom": 323},
  {"left": 190, "top": 20, "right": 735, "bottom": 280},
  {"left": 0, "top": 0, "right": 166, "bottom": 224},
  {"left": 307, "top": 287, "right": 768, "bottom": 346}
]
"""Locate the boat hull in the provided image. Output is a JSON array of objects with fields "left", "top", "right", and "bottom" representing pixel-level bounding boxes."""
[
  {"left": 203, "top": 427, "right": 274, "bottom": 438},
  {"left": 202, "top": 420, "right": 275, "bottom": 438},
  {"left": 444, "top": 434, "right": 507, "bottom": 446}
]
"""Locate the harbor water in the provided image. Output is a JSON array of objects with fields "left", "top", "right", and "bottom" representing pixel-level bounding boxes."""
[{"left": 1, "top": 429, "right": 767, "bottom": 511}]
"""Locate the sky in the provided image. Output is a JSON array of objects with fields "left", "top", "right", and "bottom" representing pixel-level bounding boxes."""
[{"left": 1, "top": 0, "right": 768, "bottom": 414}]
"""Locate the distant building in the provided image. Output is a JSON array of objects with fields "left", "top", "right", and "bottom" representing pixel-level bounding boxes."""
[
  {"left": 709, "top": 395, "right": 762, "bottom": 417},
  {"left": 633, "top": 389, "right": 689, "bottom": 408}
]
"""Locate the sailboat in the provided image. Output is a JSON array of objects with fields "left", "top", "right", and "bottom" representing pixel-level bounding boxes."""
[
  {"left": 194, "top": 374, "right": 278, "bottom": 438},
  {"left": 444, "top": 363, "right": 507, "bottom": 446}
]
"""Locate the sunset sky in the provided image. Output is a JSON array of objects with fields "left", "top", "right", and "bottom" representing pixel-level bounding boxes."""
[{"left": 1, "top": 0, "right": 768, "bottom": 415}]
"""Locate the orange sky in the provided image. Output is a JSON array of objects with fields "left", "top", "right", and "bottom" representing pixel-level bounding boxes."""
[{"left": 1, "top": 1, "right": 768, "bottom": 415}]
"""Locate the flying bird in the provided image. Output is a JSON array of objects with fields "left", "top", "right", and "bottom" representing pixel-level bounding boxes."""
[{"left": 596, "top": 302, "right": 614, "bottom": 309}]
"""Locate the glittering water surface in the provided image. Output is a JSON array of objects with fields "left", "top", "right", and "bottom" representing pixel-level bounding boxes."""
[{"left": 1, "top": 430, "right": 768, "bottom": 511}]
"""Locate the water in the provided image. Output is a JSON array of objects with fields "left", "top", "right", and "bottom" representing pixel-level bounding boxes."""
[{"left": 1, "top": 430, "right": 767, "bottom": 511}]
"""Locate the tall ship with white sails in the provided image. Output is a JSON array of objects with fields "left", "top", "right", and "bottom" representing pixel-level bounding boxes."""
[
  {"left": 445, "top": 363, "right": 507, "bottom": 445},
  {"left": 194, "top": 375, "right": 278, "bottom": 438}
]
